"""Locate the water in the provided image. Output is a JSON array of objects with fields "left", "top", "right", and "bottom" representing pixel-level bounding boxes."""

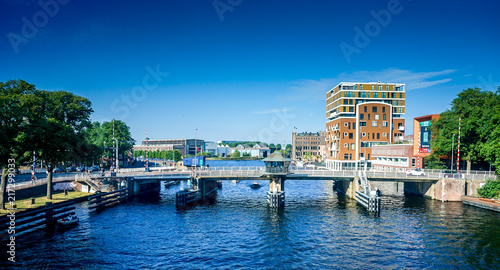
[{"left": 2, "top": 163, "right": 500, "bottom": 269}]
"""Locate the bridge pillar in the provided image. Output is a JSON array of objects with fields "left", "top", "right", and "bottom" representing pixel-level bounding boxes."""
[
  {"left": 267, "top": 176, "right": 285, "bottom": 208},
  {"left": 198, "top": 178, "right": 218, "bottom": 200},
  {"left": 335, "top": 177, "right": 360, "bottom": 199}
]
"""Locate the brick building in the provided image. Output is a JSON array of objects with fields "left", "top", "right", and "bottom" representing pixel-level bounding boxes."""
[{"left": 325, "top": 82, "right": 406, "bottom": 170}]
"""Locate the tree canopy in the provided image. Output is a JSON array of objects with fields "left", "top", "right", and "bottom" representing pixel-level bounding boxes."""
[{"left": 430, "top": 87, "right": 500, "bottom": 173}]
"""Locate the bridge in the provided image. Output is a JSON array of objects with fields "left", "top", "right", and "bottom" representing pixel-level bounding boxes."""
[{"left": 16, "top": 161, "right": 496, "bottom": 212}]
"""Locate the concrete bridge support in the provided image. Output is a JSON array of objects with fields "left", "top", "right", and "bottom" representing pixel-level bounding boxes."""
[
  {"left": 404, "top": 178, "right": 489, "bottom": 202},
  {"left": 127, "top": 178, "right": 161, "bottom": 196},
  {"left": 197, "top": 178, "right": 218, "bottom": 199},
  {"left": 334, "top": 177, "right": 361, "bottom": 199},
  {"left": 267, "top": 176, "right": 285, "bottom": 208}
]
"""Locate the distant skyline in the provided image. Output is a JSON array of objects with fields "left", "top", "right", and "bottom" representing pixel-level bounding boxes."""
[{"left": 1, "top": 0, "right": 499, "bottom": 145}]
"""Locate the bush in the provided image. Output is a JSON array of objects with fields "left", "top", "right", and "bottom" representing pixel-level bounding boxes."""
[{"left": 477, "top": 180, "right": 500, "bottom": 199}]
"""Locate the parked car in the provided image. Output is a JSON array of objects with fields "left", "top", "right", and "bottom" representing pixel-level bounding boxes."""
[
  {"left": 406, "top": 168, "right": 425, "bottom": 176},
  {"left": 89, "top": 165, "right": 100, "bottom": 172},
  {"left": 76, "top": 166, "right": 86, "bottom": 172},
  {"left": 66, "top": 166, "right": 77, "bottom": 172},
  {"left": 53, "top": 167, "right": 63, "bottom": 173},
  {"left": 442, "top": 170, "right": 461, "bottom": 178}
]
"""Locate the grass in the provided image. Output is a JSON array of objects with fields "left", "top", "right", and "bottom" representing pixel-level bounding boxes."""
[{"left": 0, "top": 191, "right": 89, "bottom": 216}]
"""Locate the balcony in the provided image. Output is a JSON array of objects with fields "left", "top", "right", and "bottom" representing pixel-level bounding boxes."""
[{"left": 398, "top": 126, "right": 405, "bottom": 131}]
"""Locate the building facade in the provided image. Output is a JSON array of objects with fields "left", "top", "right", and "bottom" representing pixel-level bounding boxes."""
[
  {"left": 371, "top": 143, "right": 414, "bottom": 172},
  {"left": 139, "top": 139, "right": 205, "bottom": 156},
  {"left": 292, "top": 131, "right": 326, "bottom": 161},
  {"left": 325, "top": 82, "right": 406, "bottom": 170},
  {"left": 413, "top": 114, "right": 440, "bottom": 169}
]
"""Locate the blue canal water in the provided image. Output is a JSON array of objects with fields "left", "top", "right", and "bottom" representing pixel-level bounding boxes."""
[{"left": 2, "top": 161, "right": 500, "bottom": 269}]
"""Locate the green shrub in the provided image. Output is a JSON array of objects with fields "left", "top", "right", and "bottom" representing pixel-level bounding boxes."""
[{"left": 477, "top": 180, "right": 500, "bottom": 199}]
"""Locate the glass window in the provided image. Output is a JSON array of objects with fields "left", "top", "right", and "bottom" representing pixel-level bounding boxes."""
[
  {"left": 379, "top": 85, "right": 382, "bottom": 91},
  {"left": 372, "top": 106, "right": 377, "bottom": 113},
  {"left": 360, "top": 121, "right": 366, "bottom": 127},
  {"left": 383, "top": 132, "right": 387, "bottom": 137},
  {"left": 374, "top": 114, "right": 379, "bottom": 120},
  {"left": 360, "top": 113, "right": 364, "bottom": 120},
  {"left": 362, "top": 132, "right": 366, "bottom": 137},
  {"left": 364, "top": 106, "right": 367, "bottom": 113},
  {"left": 368, "top": 114, "right": 371, "bottom": 120},
  {"left": 373, "top": 92, "right": 378, "bottom": 98},
  {"left": 351, "top": 143, "right": 355, "bottom": 150},
  {"left": 383, "top": 114, "right": 386, "bottom": 120},
  {"left": 371, "top": 84, "right": 374, "bottom": 90},
  {"left": 344, "top": 154, "right": 349, "bottom": 160},
  {"left": 372, "top": 121, "right": 377, "bottom": 127},
  {"left": 349, "top": 133, "right": 353, "bottom": 139},
  {"left": 399, "top": 107, "right": 403, "bottom": 113},
  {"left": 382, "top": 121, "right": 388, "bottom": 127},
  {"left": 382, "top": 107, "right": 385, "bottom": 113},
  {"left": 382, "top": 92, "right": 386, "bottom": 98},
  {"left": 360, "top": 84, "right": 363, "bottom": 90},
  {"left": 377, "top": 133, "right": 380, "bottom": 139}
]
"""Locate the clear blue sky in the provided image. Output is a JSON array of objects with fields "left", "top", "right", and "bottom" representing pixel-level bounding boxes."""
[{"left": 1, "top": 0, "right": 499, "bottom": 145}]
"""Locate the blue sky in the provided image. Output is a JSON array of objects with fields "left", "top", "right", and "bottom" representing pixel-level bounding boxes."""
[{"left": 1, "top": 0, "right": 499, "bottom": 145}]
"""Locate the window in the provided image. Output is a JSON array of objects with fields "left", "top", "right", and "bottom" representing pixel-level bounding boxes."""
[
  {"left": 361, "top": 92, "right": 367, "bottom": 98},
  {"left": 349, "top": 133, "right": 353, "bottom": 139},
  {"left": 360, "top": 121, "right": 366, "bottom": 127},
  {"left": 399, "top": 93, "right": 403, "bottom": 98},
  {"left": 368, "top": 114, "right": 371, "bottom": 120},
  {"left": 399, "top": 107, "right": 403, "bottom": 113},
  {"left": 344, "top": 122, "right": 348, "bottom": 127},
  {"left": 362, "top": 132, "right": 366, "bottom": 137},
  {"left": 379, "top": 85, "right": 382, "bottom": 91},
  {"left": 353, "top": 85, "right": 357, "bottom": 90},
  {"left": 360, "top": 113, "right": 364, "bottom": 120},
  {"left": 343, "top": 99, "right": 348, "bottom": 105},
  {"left": 377, "top": 133, "right": 380, "bottom": 139},
  {"left": 371, "top": 84, "right": 374, "bottom": 90},
  {"left": 368, "top": 154, "right": 370, "bottom": 160},
  {"left": 383, "top": 114, "right": 386, "bottom": 120},
  {"left": 382, "top": 107, "right": 385, "bottom": 113},
  {"left": 349, "top": 99, "right": 353, "bottom": 105},
  {"left": 382, "top": 132, "right": 387, "bottom": 137},
  {"left": 348, "top": 122, "right": 351, "bottom": 129},
  {"left": 412, "top": 157, "right": 416, "bottom": 167},
  {"left": 344, "top": 154, "right": 349, "bottom": 160},
  {"left": 382, "top": 92, "right": 386, "bottom": 98},
  {"left": 373, "top": 92, "right": 378, "bottom": 98},
  {"left": 364, "top": 106, "right": 367, "bottom": 113},
  {"left": 349, "top": 154, "right": 352, "bottom": 160},
  {"left": 382, "top": 121, "right": 388, "bottom": 127},
  {"left": 372, "top": 121, "right": 377, "bottom": 127},
  {"left": 353, "top": 123, "right": 356, "bottom": 130},
  {"left": 374, "top": 114, "right": 379, "bottom": 120},
  {"left": 349, "top": 107, "right": 354, "bottom": 112},
  {"left": 343, "top": 132, "right": 348, "bottom": 137},
  {"left": 351, "top": 143, "right": 355, "bottom": 150},
  {"left": 360, "top": 84, "right": 363, "bottom": 90},
  {"left": 344, "top": 143, "right": 348, "bottom": 148},
  {"left": 372, "top": 106, "right": 377, "bottom": 113}
]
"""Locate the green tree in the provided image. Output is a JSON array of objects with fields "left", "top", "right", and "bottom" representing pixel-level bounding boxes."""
[
  {"left": 232, "top": 150, "right": 241, "bottom": 158},
  {"left": 424, "top": 154, "right": 446, "bottom": 169},
  {"left": 0, "top": 80, "right": 37, "bottom": 209},
  {"left": 173, "top": 150, "right": 182, "bottom": 162},
  {"left": 88, "top": 120, "right": 135, "bottom": 167},
  {"left": 269, "top": 143, "right": 276, "bottom": 149},
  {"left": 432, "top": 88, "right": 499, "bottom": 172},
  {"left": 276, "top": 144, "right": 282, "bottom": 150},
  {"left": 23, "top": 89, "right": 93, "bottom": 199},
  {"left": 285, "top": 144, "right": 292, "bottom": 151}
]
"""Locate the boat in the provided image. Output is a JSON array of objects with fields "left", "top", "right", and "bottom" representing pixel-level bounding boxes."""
[
  {"left": 57, "top": 212, "right": 79, "bottom": 227},
  {"left": 250, "top": 182, "right": 261, "bottom": 189}
]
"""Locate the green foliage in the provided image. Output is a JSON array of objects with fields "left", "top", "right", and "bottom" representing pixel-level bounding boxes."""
[
  {"left": 424, "top": 154, "right": 446, "bottom": 169},
  {"left": 242, "top": 152, "right": 251, "bottom": 157},
  {"left": 477, "top": 180, "right": 500, "bottom": 199},
  {"left": 269, "top": 143, "right": 276, "bottom": 149},
  {"left": 432, "top": 87, "right": 500, "bottom": 174},
  {"left": 232, "top": 150, "right": 241, "bottom": 158},
  {"left": 285, "top": 144, "right": 292, "bottom": 151},
  {"left": 276, "top": 144, "right": 282, "bottom": 150},
  {"left": 88, "top": 120, "right": 135, "bottom": 165}
]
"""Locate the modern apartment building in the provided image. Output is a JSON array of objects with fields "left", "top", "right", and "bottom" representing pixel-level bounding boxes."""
[
  {"left": 413, "top": 114, "right": 440, "bottom": 169},
  {"left": 139, "top": 139, "right": 205, "bottom": 156},
  {"left": 292, "top": 131, "right": 326, "bottom": 160},
  {"left": 325, "top": 82, "right": 406, "bottom": 170}
]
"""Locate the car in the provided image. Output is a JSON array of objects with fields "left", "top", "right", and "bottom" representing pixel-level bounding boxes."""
[
  {"left": 76, "top": 166, "right": 86, "bottom": 172},
  {"left": 66, "top": 166, "right": 76, "bottom": 172},
  {"left": 53, "top": 167, "right": 63, "bottom": 173},
  {"left": 406, "top": 168, "right": 425, "bottom": 176},
  {"left": 89, "top": 165, "right": 100, "bottom": 172}
]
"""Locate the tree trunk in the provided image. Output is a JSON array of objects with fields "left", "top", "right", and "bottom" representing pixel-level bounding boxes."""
[
  {"left": 0, "top": 168, "right": 7, "bottom": 210},
  {"left": 47, "top": 165, "right": 53, "bottom": 200}
]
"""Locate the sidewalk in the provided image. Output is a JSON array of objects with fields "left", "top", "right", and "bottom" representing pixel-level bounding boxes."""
[{"left": 462, "top": 196, "right": 500, "bottom": 213}]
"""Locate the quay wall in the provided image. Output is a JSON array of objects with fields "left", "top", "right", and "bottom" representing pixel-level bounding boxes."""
[{"left": 404, "top": 178, "right": 489, "bottom": 201}]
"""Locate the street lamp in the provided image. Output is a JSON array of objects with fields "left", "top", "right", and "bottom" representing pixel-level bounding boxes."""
[
  {"left": 451, "top": 134, "right": 455, "bottom": 171},
  {"left": 115, "top": 139, "right": 119, "bottom": 172}
]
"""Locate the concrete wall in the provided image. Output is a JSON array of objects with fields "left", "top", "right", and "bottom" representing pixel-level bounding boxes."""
[
  {"left": 335, "top": 177, "right": 360, "bottom": 199},
  {"left": 404, "top": 178, "right": 489, "bottom": 201},
  {"left": 5, "top": 181, "right": 77, "bottom": 201}
]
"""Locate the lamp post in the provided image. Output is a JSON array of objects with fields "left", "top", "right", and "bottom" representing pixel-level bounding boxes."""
[
  {"left": 451, "top": 134, "right": 455, "bottom": 171},
  {"left": 115, "top": 139, "right": 119, "bottom": 172}
]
